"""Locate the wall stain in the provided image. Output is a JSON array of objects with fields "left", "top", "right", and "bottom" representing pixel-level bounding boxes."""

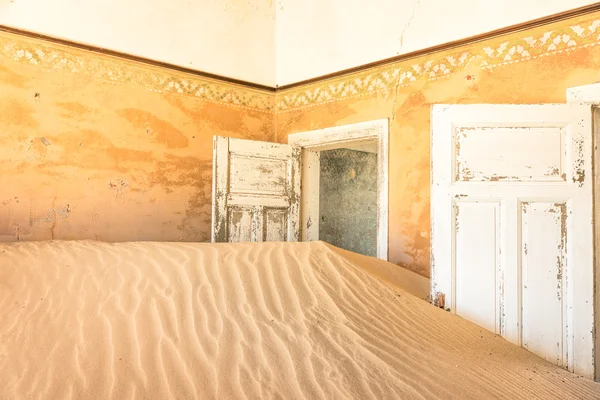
[
  {"left": 35, "top": 129, "right": 153, "bottom": 173},
  {"left": 0, "top": 31, "right": 273, "bottom": 244},
  {"left": 0, "top": 99, "right": 38, "bottom": 128},
  {"left": 56, "top": 204, "right": 72, "bottom": 221},
  {"left": 145, "top": 154, "right": 213, "bottom": 240},
  {"left": 276, "top": 101, "right": 358, "bottom": 137},
  {"left": 108, "top": 179, "right": 129, "bottom": 197},
  {"left": 56, "top": 102, "right": 93, "bottom": 117},
  {"left": 0, "top": 64, "right": 29, "bottom": 88},
  {"left": 29, "top": 209, "right": 56, "bottom": 228},
  {"left": 148, "top": 154, "right": 210, "bottom": 188},
  {"left": 29, "top": 137, "right": 49, "bottom": 159},
  {"left": 118, "top": 108, "right": 190, "bottom": 149},
  {"left": 163, "top": 94, "right": 275, "bottom": 142}
]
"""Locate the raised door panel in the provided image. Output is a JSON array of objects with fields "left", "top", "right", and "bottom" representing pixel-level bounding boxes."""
[
  {"left": 520, "top": 201, "right": 567, "bottom": 366},
  {"left": 454, "top": 200, "right": 501, "bottom": 334}
]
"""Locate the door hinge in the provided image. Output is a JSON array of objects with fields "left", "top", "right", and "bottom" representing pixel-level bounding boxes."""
[
  {"left": 432, "top": 292, "right": 446, "bottom": 309},
  {"left": 437, "top": 293, "right": 445, "bottom": 309}
]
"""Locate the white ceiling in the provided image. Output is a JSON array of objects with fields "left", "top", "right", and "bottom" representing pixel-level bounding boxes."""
[
  {"left": 276, "top": 0, "right": 597, "bottom": 85},
  {"left": 0, "top": 0, "right": 594, "bottom": 87},
  {"left": 0, "top": 0, "right": 276, "bottom": 85}
]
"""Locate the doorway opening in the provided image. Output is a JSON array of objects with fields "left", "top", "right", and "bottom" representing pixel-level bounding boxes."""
[
  {"left": 288, "top": 119, "right": 389, "bottom": 260},
  {"left": 319, "top": 142, "right": 378, "bottom": 257}
]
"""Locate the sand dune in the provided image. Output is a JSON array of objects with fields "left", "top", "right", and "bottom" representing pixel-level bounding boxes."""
[{"left": 0, "top": 240, "right": 599, "bottom": 399}]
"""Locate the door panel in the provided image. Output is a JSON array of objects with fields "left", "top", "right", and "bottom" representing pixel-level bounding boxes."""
[
  {"left": 455, "top": 126, "right": 566, "bottom": 182},
  {"left": 230, "top": 155, "right": 289, "bottom": 195},
  {"left": 265, "top": 208, "right": 288, "bottom": 242},
  {"left": 454, "top": 200, "right": 500, "bottom": 334},
  {"left": 228, "top": 207, "right": 253, "bottom": 243},
  {"left": 431, "top": 103, "right": 593, "bottom": 378},
  {"left": 521, "top": 201, "right": 566, "bottom": 366},
  {"left": 212, "top": 136, "right": 300, "bottom": 243}
]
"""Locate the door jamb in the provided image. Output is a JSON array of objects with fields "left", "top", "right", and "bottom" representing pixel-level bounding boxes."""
[
  {"left": 288, "top": 119, "right": 389, "bottom": 261},
  {"left": 567, "top": 83, "right": 600, "bottom": 381}
]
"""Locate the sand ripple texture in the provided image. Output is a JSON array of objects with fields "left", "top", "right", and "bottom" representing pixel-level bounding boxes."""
[{"left": 1, "top": 240, "right": 599, "bottom": 399}]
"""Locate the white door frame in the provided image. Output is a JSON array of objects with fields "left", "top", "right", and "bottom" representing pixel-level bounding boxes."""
[
  {"left": 567, "top": 83, "right": 600, "bottom": 105},
  {"left": 430, "top": 103, "right": 595, "bottom": 377},
  {"left": 567, "top": 83, "right": 600, "bottom": 381},
  {"left": 288, "top": 119, "right": 389, "bottom": 261}
]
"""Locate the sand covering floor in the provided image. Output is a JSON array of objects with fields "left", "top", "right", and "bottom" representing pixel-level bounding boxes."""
[{"left": 1, "top": 240, "right": 599, "bottom": 400}]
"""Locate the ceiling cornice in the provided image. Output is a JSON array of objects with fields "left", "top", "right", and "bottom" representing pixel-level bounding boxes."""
[
  {"left": 0, "top": 24, "right": 276, "bottom": 92},
  {"left": 1, "top": 2, "right": 599, "bottom": 93}
]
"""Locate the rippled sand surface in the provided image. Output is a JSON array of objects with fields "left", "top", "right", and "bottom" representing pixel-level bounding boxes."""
[{"left": 1, "top": 240, "right": 599, "bottom": 399}]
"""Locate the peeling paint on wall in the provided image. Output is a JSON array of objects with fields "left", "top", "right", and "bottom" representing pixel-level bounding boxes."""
[
  {"left": 278, "top": 10, "right": 600, "bottom": 277},
  {"left": 0, "top": 33, "right": 274, "bottom": 243}
]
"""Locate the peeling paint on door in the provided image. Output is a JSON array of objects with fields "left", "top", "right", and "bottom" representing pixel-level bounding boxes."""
[
  {"left": 212, "top": 136, "right": 300, "bottom": 243},
  {"left": 432, "top": 103, "right": 594, "bottom": 378}
]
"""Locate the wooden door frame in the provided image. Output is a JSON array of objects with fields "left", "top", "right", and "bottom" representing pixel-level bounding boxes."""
[
  {"left": 567, "top": 83, "right": 600, "bottom": 381},
  {"left": 288, "top": 119, "right": 389, "bottom": 261},
  {"left": 430, "top": 103, "right": 595, "bottom": 378}
]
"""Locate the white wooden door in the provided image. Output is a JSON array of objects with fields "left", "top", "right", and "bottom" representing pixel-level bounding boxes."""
[
  {"left": 212, "top": 136, "right": 301, "bottom": 243},
  {"left": 431, "top": 104, "right": 594, "bottom": 378}
]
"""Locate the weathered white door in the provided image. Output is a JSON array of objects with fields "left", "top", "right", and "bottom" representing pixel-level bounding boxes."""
[
  {"left": 212, "top": 136, "right": 300, "bottom": 243},
  {"left": 431, "top": 104, "right": 594, "bottom": 378}
]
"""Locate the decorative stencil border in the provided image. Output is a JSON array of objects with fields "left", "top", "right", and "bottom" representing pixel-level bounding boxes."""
[
  {"left": 276, "top": 13, "right": 600, "bottom": 112},
  {"left": 0, "top": 31, "right": 275, "bottom": 113},
  {"left": 2, "top": 11, "right": 600, "bottom": 114}
]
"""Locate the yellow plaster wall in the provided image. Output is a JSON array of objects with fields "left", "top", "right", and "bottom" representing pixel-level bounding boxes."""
[
  {"left": 276, "top": 12, "right": 600, "bottom": 277},
  {"left": 0, "top": 31, "right": 275, "bottom": 242},
  {"left": 3, "top": 12, "right": 600, "bottom": 278}
]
